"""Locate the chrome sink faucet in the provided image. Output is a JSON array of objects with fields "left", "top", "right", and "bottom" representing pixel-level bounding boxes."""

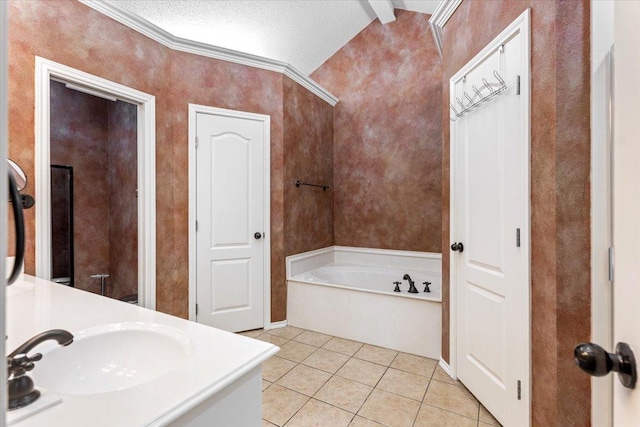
[
  {"left": 403, "top": 274, "right": 419, "bottom": 294},
  {"left": 7, "top": 329, "right": 74, "bottom": 410}
]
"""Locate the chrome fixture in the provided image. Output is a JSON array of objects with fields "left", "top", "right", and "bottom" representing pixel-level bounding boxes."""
[
  {"left": 402, "top": 274, "right": 418, "bottom": 294},
  {"left": 295, "top": 180, "right": 330, "bottom": 191},
  {"left": 7, "top": 329, "right": 74, "bottom": 410},
  {"left": 91, "top": 273, "right": 110, "bottom": 296},
  {"left": 449, "top": 70, "right": 509, "bottom": 121}
]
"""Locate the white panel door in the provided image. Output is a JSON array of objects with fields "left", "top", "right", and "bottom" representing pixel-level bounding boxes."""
[
  {"left": 612, "top": 1, "right": 640, "bottom": 424},
  {"left": 196, "top": 110, "right": 267, "bottom": 332},
  {"left": 451, "top": 17, "right": 529, "bottom": 427}
]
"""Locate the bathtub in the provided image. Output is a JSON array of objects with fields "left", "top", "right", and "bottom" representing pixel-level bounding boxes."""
[{"left": 286, "top": 246, "right": 442, "bottom": 359}]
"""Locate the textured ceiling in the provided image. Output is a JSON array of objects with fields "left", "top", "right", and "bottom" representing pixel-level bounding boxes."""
[{"left": 111, "top": 0, "right": 440, "bottom": 75}]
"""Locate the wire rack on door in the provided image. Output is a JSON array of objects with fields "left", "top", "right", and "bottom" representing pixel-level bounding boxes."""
[{"left": 449, "top": 70, "right": 508, "bottom": 121}]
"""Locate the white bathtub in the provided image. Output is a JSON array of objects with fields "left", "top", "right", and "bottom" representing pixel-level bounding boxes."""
[{"left": 286, "top": 246, "right": 442, "bottom": 359}]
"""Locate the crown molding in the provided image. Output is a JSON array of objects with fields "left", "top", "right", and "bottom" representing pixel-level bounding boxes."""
[
  {"left": 78, "top": 0, "right": 339, "bottom": 106},
  {"left": 429, "top": 0, "right": 463, "bottom": 59}
]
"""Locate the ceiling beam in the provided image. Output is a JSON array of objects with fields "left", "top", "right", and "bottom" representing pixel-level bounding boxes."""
[{"left": 368, "top": 0, "right": 396, "bottom": 24}]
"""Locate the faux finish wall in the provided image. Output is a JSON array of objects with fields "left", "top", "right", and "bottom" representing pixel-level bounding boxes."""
[
  {"left": 283, "top": 76, "right": 334, "bottom": 257},
  {"left": 440, "top": 2, "right": 591, "bottom": 426},
  {"left": 311, "top": 10, "right": 442, "bottom": 252},
  {"left": 8, "top": 0, "right": 292, "bottom": 319},
  {"left": 50, "top": 81, "right": 110, "bottom": 293},
  {"left": 107, "top": 100, "right": 138, "bottom": 300}
]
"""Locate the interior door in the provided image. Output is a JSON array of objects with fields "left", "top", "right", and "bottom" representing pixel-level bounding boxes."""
[
  {"left": 195, "top": 109, "right": 268, "bottom": 332},
  {"left": 612, "top": 1, "right": 640, "bottom": 424},
  {"left": 452, "top": 20, "right": 529, "bottom": 426}
]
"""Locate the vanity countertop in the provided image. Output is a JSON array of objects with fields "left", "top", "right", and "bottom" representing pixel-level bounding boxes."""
[{"left": 6, "top": 275, "right": 278, "bottom": 426}]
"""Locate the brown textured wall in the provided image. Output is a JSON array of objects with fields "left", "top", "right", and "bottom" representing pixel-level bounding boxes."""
[
  {"left": 8, "top": 0, "right": 297, "bottom": 320},
  {"left": 440, "top": 1, "right": 591, "bottom": 425},
  {"left": 107, "top": 100, "right": 138, "bottom": 299},
  {"left": 283, "top": 76, "right": 334, "bottom": 257},
  {"left": 50, "top": 81, "right": 111, "bottom": 294},
  {"left": 311, "top": 10, "right": 442, "bottom": 252}
]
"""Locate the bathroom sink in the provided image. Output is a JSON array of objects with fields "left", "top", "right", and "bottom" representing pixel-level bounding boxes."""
[{"left": 32, "top": 322, "right": 194, "bottom": 395}]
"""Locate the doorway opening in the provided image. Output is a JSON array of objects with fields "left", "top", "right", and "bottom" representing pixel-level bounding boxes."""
[{"left": 35, "top": 57, "right": 156, "bottom": 309}]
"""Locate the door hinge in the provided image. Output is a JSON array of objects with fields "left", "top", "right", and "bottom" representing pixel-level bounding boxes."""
[
  {"left": 196, "top": 220, "right": 198, "bottom": 232},
  {"left": 195, "top": 136, "right": 199, "bottom": 149},
  {"left": 516, "top": 75, "right": 521, "bottom": 95},
  {"left": 516, "top": 228, "right": 521, "bottom": 247},
  {"left": 195, "top": 304, "right": 199, "bottom": 316},
  {"left": 608, "top": 246, "right": 614, "bottom": 282},
  {"left": 517, "top": 380, "right": 522, "bottom": 400}
]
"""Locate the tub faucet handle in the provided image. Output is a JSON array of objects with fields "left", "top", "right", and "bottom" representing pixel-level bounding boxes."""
[
  {"left": 393, "top": 281, "right": 401, "bottom": 292},
  {"left": 423, "top": 282, "right": 431, "bottom": 293}
]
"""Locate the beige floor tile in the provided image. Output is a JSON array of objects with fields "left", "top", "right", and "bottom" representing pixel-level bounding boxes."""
[
  {"left": 263, "top": 356, "right": 297, "bottom": 382},
  {"left": 376, "top": 368, "right": 430, "bottom": 401},
  {"left": 285, "top": 398, "right": 354, "bottom": 427},
  {"left": 336, "top": 358, "right": 387, "bottom": 387},
  {"left": 278, "top": 341, "right": 318, "bottom": 363},
  {"left": 414, "top": 404, "right": 477, "bottom": 427},
  {"left": 431, "top": 365, "right": 463, "bottom": 386},
  {"left": 390, "top": 353, "right": 438, "bottom": 378},
  {"left": 293, "top": 330, "right": 333, "bottom": 347},
  {"left": 269, "top": 326, "right": 305, "bottom": 340},
  {"left": 358, "top": 389, "right": 420, "bottom": 427},
  {"left": 301, "top": 348, "right": 350, "bottom": 373},
  {"left": 423, "top": 380, "right": 479, "bottom": 419},
  {"left": 257, "top": 333, "right": 290, "bottom": 346},
  {"left": 480, "top": 423, "right": 501, "bottom": 427},
  {"left": 238, "top": 329, "right": 265, "bottom": 338},
  {"left": 315, "top": 375, "right": 373, "bottom": 413},
  {"left": 263, "top": 420, "right": 278, "bottom": 427},
  {"left": 354, "top": 344, "right": 398, "bottom": 366},
  {"left": 263, "top": 379, "right": 272, "bottom": 391},
  {"left": 480, "top": 405, "right": 502, "bottom": 426},
  {"left": 262, "top": 384, "right": 309, "bottom": 426},
  {"left": 348, "top": 416, "right": 385, "bottom": 426},
  {"left": 276, "top": 364, "right": 332, "bottom": 396},
  {"left": 322, "top": 337, "right": 364, "bottom": 356}
]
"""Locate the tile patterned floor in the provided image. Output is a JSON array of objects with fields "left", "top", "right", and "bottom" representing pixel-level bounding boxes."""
[{"left": 238, "top": 326, "right": 503, "bottom": 427}]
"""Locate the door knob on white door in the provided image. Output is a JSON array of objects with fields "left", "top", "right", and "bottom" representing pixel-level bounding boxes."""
[
  {"left": 254, "top": 232, "right": 262, "bottom": 240},
  {"left": 574, "top": 342, "right": 637, "bottom": 389},
  {"left": 451, "top": 242, "right": 464, "bottom": 252}
]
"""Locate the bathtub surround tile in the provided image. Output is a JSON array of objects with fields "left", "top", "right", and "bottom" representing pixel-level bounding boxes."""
[
  {"left": 390, "top": 353, "right": 438, "bottom": 378},
  {"left": 413, "top": 404, "right": 477, "bottom": 427},
  {"left": 480, "top": 405, "right": 501, "bottom": 426},
  {"left": 302, "top": 348, "right": 350, "bottom": 374},
  {"left": 315, "top": 375, "right": 373, "bottom": 414},
  {"left": 431, "top": 366, "right": 462, "bottom": 387},
  {"left": 376, "top": 368, "right": 430, "bottom": 401},
  {"left": 262, "top": 384, "right": 309, "bottom": 426},
  {"left": 348, "top": 416, "right": 385, "bottom": 426},
  {"left": 358, "top": 389, "right": 420, "bottom": 427},
  {"left": 336, "top": 358, "right": 387, "bottom": 387},
  {"left": 257, "top": 333, "right": 290, "bottom": 347},
  {"left": 263, "top": 356, "right": 297, "bottom": 383},
  {"left": 354, "top": 344, "right": 398, "bottom": 366},
  {"left": 276, "top": 364, "right": 332, "bottom": 396},
  {"left": 269, "top": 326, "right": 305, "bottom": 340},
  {"left": 293, "top": 330, "right": 333, "bottom": 347},
  {"left": 285, "top": 399, "right": 354, "bottom": 427},
  {"left": 322, "top": 337, "right": 364, "bottom": 356},
  {"left": 423, "top": 380, "right": 480, "bottom": 419},
  {"left": 277, "top": 341, "right": 318, "bottom": 363}
]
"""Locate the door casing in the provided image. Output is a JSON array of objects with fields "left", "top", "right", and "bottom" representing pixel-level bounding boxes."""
[{"left": 187, "top": 104, "right": 271, "bottom": 329}]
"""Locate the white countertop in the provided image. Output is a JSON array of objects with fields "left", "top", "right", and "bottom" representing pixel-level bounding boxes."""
[{"left": 6, "top": 275, "right": 279, "bottom": 426}]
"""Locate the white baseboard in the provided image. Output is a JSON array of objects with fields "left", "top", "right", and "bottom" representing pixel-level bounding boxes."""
[
  {"left": 439, "top": 358, "right": 456, "bottom": 380},
  {"left": 270, "top": 320, "right": 288, "bottom": 330}
]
